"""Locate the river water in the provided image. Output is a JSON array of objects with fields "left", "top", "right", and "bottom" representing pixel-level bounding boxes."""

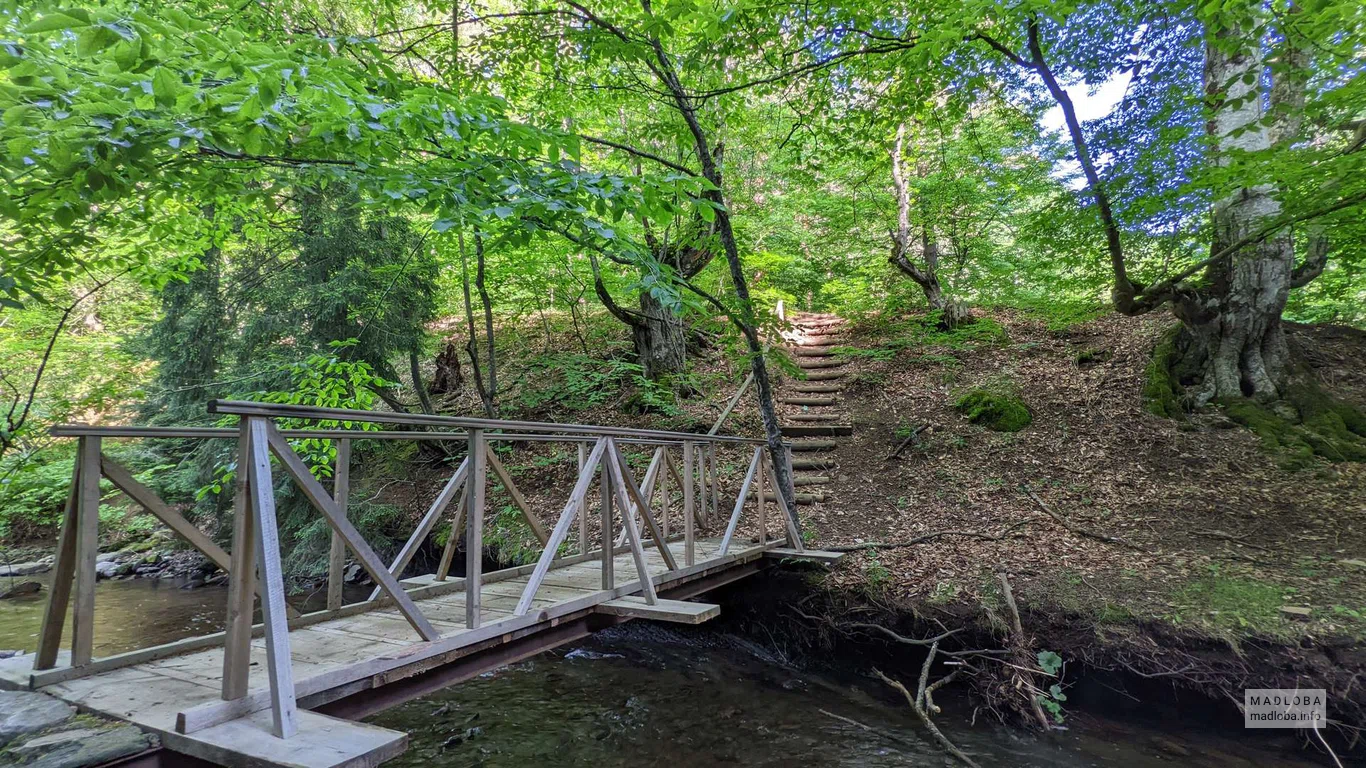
[{"left": 0, "top": 576, "right": 1337, "bottom": 767}]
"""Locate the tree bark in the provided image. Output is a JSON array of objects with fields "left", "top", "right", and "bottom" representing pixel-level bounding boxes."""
[
  {"left": 409, "top": 348, "right": 436, "bottom": 415},
  {"left": 1174, "top": 15, "right": 1297, "bottom": 405},
  {"left": 633, "top": 289, "right": 688, "bottom": 380}
]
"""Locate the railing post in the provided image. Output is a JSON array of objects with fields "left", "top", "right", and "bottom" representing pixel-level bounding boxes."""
[
  {"left": 707, "top": 444, "right": 719, "bottom": 528},
  {"left": 600, "top": 451, "right": 614, "bottom": 589},
  {"left": 659, "top": 450, "right": 670, "bottom": 542},
  {"left": 244, "top": 416, "right": 297, "bottom": 738},
  {"left": 683, "top": 441, "right": 695, "bottom": 567},
  {"left": 757, "top": 449, "right": 767, "bottom": 546},
  {"left": 326, "top": 438, "right": 350, "bottom": 612},
  {"left": 71, "top": 436, "right": 101, "bottom": 667},
  {"left": 577, "top": 441, "right": 588, "bottom": 555},
  {"left": 465, "top": 428, "right": 485, "bottom": 629}
]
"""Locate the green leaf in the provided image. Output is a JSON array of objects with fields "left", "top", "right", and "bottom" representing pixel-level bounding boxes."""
[
  {"left": 1037, "top": 650, "right": 1063, "bottom": 676},
  {"left": 151, "top": 67, "right": 179, "bottom": 107},
  {"left": 23, "top": 13, "right": 91, "bottom": 34}
]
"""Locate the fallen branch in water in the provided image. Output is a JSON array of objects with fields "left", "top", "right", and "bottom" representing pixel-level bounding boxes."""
[
  {"left": 1021, "top": 486, "right": 1144, "bottom": 551},
  {"left": 875, "top": 651, "right": 981, "bottom": 768},
  {"left": 829, "top": 521, "right": 1032, "bottom": 552}
]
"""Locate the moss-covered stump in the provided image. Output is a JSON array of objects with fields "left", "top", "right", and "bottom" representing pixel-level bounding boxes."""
[
  {"left": 1221, "top": 381, "right": 1366, "bottom": 469},
  {"left": 954, "top": 387, "right": 1032, "bottom": 432}
]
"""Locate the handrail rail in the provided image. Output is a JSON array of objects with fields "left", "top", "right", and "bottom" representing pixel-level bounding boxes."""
[
  {"left": 48, "top": 425, "right": 702, "bottom": 446},
  {"left": 207, "top": 399, "right": 774, "bottom": 445}
]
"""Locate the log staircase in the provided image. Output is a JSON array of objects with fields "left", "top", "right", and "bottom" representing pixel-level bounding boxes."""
[{"left": 779, "top": 313, "right": 853, "bottom": 505}]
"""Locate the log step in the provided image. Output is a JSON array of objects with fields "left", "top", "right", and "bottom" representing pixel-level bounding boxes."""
[
  {"left": 781, "top": 396, "right": 838, "bottom": 406},
  {"left": 792, "top": 475, "right": 831, "bottom": 486},
  {"left": 790, "top": 439, "right": 838, "bottom": 451},
  {"left": 803, "top": 370, "right": 847, "bottom": 381},
  {"left": 791, "top": 383, "right": 842, "bottom": 394},
  {"left": 791, "top": 458, "right": 833, "bottom": 470},
  {"left": 794, "top": 317, "right": 846, "bottom": 328},
  {"left": 797, "top": 359, "right": 845, "bottom": 370},
  {"left": 786, "top": 412, "right": 843, "bottom": 422},
  {"left": 793, "top": 346, "right": 837, "bottom": 357},
  {"left": 782, "top": 424, "right": 853, "bottom": 437},
  {"left": 795, "top": 492, "right": 825, "bottom": 505},
  {"left": 801, "top": 334, "right": 846, "bottom": 345}
]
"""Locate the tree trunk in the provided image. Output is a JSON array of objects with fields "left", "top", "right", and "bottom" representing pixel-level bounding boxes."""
[
  {"left": 888, "top": 123, "right": 969, "bottom": 329},
  {"left": 1173, "top": 17, "right": 1296, "bottom": 405},
  {"left": 632, "top": 289, "right": 687, "bottom": 380}
]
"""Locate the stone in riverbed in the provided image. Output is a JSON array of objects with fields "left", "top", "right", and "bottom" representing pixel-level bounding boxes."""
[
  {"left": 0, "top": 561, "right": 51, "bottom": 577},
  {"left": 0, "top": 581, "right": 42, "bottom": 599},
  {"left": 0, "top": 691, "right": 74, "bottom": 746},
  {"left": 22, "top": 725, "right": 156, "bottom": 768}
]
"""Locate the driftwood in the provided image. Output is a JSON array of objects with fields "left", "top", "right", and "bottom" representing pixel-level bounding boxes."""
[
  {"left": 1021, "top": 487, "right": 1144, "bottom": 551},
  {"left": 875, "top": 658, "right": 981, "bottom": 768},
  {"left": 998, "top": 573, "right": 1051, "bottom": 730}
]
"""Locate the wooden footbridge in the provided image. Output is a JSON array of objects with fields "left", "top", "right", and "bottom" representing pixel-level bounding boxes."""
[{"left": 0, "top": 402, "right": 840, "bottom": 767}]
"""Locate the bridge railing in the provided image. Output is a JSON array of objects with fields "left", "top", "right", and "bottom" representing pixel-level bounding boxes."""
[{"left": 35, "top": 401, "right": 802, "bottom": 739}]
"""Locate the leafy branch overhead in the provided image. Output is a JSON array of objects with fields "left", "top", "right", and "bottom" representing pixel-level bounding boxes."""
[{"left": 0, "top": 1, "right": 707, "bottom": 305}]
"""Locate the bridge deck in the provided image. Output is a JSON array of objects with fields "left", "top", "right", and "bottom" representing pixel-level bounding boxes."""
[{"left": 0, "top": 537, "right": 774, "bottom": 768}]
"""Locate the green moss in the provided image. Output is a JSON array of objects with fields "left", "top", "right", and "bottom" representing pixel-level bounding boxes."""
[
  {"left": 954, "top": 387, "right": 1032, "bottom": 432},
  {"left": 1143, "top": 326, "right": 1184, "bottom": 419},
  {"left": 1220, "top": 381, "right": 1366, "bottom": 469}
]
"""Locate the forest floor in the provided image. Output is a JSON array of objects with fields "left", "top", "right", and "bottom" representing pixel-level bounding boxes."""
[{"left": 772, "top": 307, "right": 1366, "bottom": 728}]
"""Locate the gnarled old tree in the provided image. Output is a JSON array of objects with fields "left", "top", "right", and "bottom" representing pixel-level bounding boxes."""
[
  {"left": 976, "top": 9, "right": 1365, "bottom": 411},
  {"left": 889, "top": 122, "right": 970, "bottom": 329},
  {"left": 589, "top": 214, "right": 716, "bottom": 381}
]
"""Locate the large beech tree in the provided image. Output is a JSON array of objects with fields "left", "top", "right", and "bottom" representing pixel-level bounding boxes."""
[{"left": 970, "top": 0, "right": 1366, "bottom": 406}]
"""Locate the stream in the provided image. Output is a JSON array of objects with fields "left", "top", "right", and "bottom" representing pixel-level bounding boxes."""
[{"left": 0, "top": 577, "right": 1339, "bottom": 767}]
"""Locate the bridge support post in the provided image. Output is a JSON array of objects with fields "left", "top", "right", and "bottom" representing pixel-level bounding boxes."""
[
  {"left": 222, "top": 424, "right": 257, "bottom": 701},
  {"left": 600, "top": 451, "right": 614, "bottom": 590},
  {"left": 246, "top": 416, "right": 298, "bottom": 739},
  {"left": 465, "top": 428, "right": 485, "bottom": 629},
  {"left": 71, "top": 436, "right": 102, "bottom": 667},
  {"left": 35, "top": 458, "right": 80, "bottom": 671},
  {"left": 757, "top": 452, "right": 767, "bottom": 545}
]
